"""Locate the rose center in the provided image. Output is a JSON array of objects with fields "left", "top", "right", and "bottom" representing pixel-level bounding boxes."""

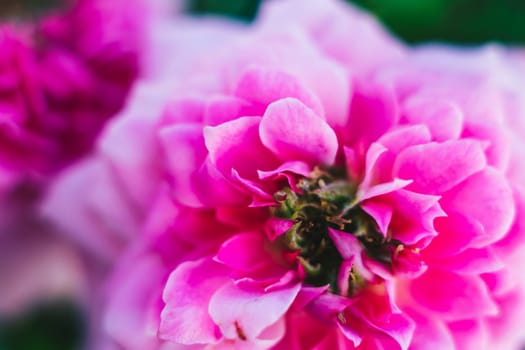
[{"left": 272, "top": 167, "right": 401, "bottom": 296}]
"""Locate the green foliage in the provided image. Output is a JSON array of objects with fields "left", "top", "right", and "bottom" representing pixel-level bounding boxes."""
[
  {"left": 186, "top": 0, "right": 525, "bottom": 44},
  {"left": 0, "top": 300, "right": 85, "bottom": 350},
  {"left": 351, "top": 0, "right": 525, "bottom": 44},
  {"left": 188, "top": 0, "right": 262, "bottom": 21}
]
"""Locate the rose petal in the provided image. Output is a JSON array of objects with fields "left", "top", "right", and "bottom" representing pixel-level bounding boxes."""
[
  {"left": 328, "top": 228, "right": 363, "bottom": 260},
  {"left": 290, "top": 285, "right": 330, "bottom": 312},
  {"left": 447, "top": 320, "right": 488, "bottom": 350},
  {"left": 402, "top": 97, "right": 464, "bottom": 141},
  {"left": 235, "top": 66, "right": 324, "bottom": 117},
  {"left": 360, "top": 201, "right": 392, "bottom": 236},
  {"left": 204, "top": 116, "right": 279, "bottom": 180},
  {"left": 410, "top": 269, "right": 499, "bottom": 321},
  {"left": 161, "top": 97, "right": 205, "bottom": 125},
  {"left": 209, "top": 281, "right": 301, "bottom": 341},
  {"left": 260, "top": 98, "right": 338, "bottom": 166},
  {"left": 160, "top": 258, "right": 229, "bottom": 344},
  {"left": 159, "top": 123, "right": 207, "bottom": 207},
  {"left": 404, "top": 310, "right": 455, "bottom": 350},
  {"left": 423, "top": 212, "right": 483, "bottom": 258},
  {"left": 344, "top": 81, "right": 398, "bottom": 147},
  {"left": 215, "top": 232, "right": 271, "bottom": 272},
  {"left": 393, "top": 139, "right": 487, "bottom": 194},
  {"left": 440, "top": 167, "right": 515, "bottom": 247},
  {"left": 378, "top": 124, "right": 432, "bottom": 155},
  {"left": 428, "top": 247, "right": 504, "bottom": 275},
  {"left": 204, "top": 95, "right": 251, "bottom": 126}
]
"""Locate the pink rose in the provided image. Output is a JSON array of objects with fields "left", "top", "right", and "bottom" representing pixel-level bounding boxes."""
[
  {"left": 43, "top": 14, "right": 247, "bottom": 262},
  {"left": 0, "top": 0, "right": 147, "bottom": 181},
  {"left": 44, "top": 0, "right": 525, "bottom": 349},
  {"left": 0, "top": 0, "right": 151, "bottom": 334}
]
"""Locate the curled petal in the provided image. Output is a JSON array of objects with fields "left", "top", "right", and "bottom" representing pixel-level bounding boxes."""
[
  {"left": 209, "top": 281, "right": 301, "bottom": 341},
  {"left": 215, "top": 232, "right": 271, "bottom": 272},
  {"left": 160, "top": 258, "right": 229, "bottom": 344},
  {"left": 204, "top": 116, "right": 279, "bottom": 180},
  {"left": 260, "top": 98, "right": 338, "bottom": 166}
]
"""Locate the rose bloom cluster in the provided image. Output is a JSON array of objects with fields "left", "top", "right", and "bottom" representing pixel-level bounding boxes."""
[
  {"left": 0, "top": 0, "right": 150, "bottom": 326},
  {"left": 0, "top": 0, "right": 147, "bottom": 193},
  {"left": 28, "top": 0, "right": 525, "bottom": 349}
]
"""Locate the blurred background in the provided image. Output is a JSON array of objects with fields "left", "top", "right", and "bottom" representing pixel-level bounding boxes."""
[
  {"left": 189, "top": 0, "right": 525, "bottom": 44},
  {"left": 2, "top": 0, "right": 525, "bottom": 44},
  {"left": 0, "top": 0, "right": 524, "bottom": 349}
]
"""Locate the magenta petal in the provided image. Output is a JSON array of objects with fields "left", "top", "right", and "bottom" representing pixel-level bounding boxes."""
[
  {"left": 204, "top": 95, "right": 251, "bottom": 126},
  {"left": 260, "top": 98, "right": 338, "bottom": 166},
  {"left": 306, "top": 292, "right": 354, "bottom": 321},
  {"left": 440, "top": 167, "right": 515, "bottom": 247},
  {"left": 99, "top": 113, "right": 161, "bottom": 213},
  {"left": 328, "top": 228, "right": 374, "bottom": 281},
  {"left": 428, "top": 247, "right": 504, "bottom": 274},
  {"left": 377, "top": 125, "right": 431, "bottom": 154},
  {"left": 161, "top": 97, "right": 205, "bottom": 124},
  {"left": 344, "top": 146, "right": 362, "bottom": 182},
  {"left": 234, "top": 270, "right": 297, "bottom": 293},
  {"left": 391, "top": 248, "right": 428, "bottom": 278},
  {"left": 160, "top": 123, "right": 207, "bottom": 207},
  {"left": 337, "top": 322, "right": 363, "bottom": 347},
  {"left": 493, "top": 188, "right": 525, "bottom": 258},
  {"left": 258, "top": 160, "right": 312, "bottom": 180},
  {"left": 402, "top": 97, "right": 464, "bottom": 141},
  {"left": 159, "top": 258, "right": 229, "bottom": 344},
  {"left": 258, "top": 160, "right": 312, "bottom": 193},
  {"left": 299, "top": 60, "right": 351, "bottom": 129},
  {"left": 405, "top": 310, "right": 454, "bottom": 350},
  {"left": 193, "top": 157, "right": 251, "bottom": 207},
  {"left": 410, "top": 269, "right": 499, "bottom": 321},
  {"left": 291, "top": 285, "right": 330, "bottom": 312},
  {"left": 360, "top": 202, "right": 392, "bottom": 236},
  {"left": 265, "top": 217, "right": 295, "bottom": 241},
  {"left": 358, "top": 178, "right": 412, "bottom": 202},
  {"left": 377, "top": 124, "right": 432, "bottom": 155},
  {"left": 328, "top": 228, "right": 362, "bottom": 260},
  {"left": 368, "top": 313, "right": 415, "bottom": 350},
  {"left": 481, "top": 269, "right": 516, "bottom": 296},
  {"left": 344, "top": 81, "right": 399, "bottom": 147},
  {"left": 359, "top": 142, "right": 388, "bottom": 190},
  {"left": 386, "top": 190, "right": 444, "bottom": 245},
  {"left": 104, "top": 256, "right": 166, "bottom": 349},
  {"left": 42, "top": 159, "right": 132, "bottom": 261},
  {"left": 337, "top": 259, "right": 355, "bottom": 297},
  {"left": 393, "top": 139, "right": 487, "bottom": 194},
  {"left": 215, "top": 232, "right": 271, "bottom": 272},
  {"left": 423, "top": 212, "right": 482, "bottom": 258},
  {"left": 235, "top": 66, "right": 324, "bottom": 117},
  {"left": 204, "top": 116, "right": 279, "bottom": 180},
  {"left": 209, "top": 281, "right": 301, "bottom": 341},
  {"left": 447, "top": 320, "right": 488, "bottom": 350},
  {"left": 230, "top": 169, "right": 275, "bottom": 206}
]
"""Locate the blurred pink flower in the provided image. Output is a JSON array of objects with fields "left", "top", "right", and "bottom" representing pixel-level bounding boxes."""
[
  {"left": 0, "top": 0, "right": 152, "bottom": 340},
  {"left": 0, "top": 0, "right": 147, "bottom": 181},
  {"left": 42, "top": 13, "right": 246, "bottom": 262},
  {"left": 42, "top": 0, "right": 525, "bottom": 349}
]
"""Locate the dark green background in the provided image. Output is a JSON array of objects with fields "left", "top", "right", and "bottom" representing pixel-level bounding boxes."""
[
  {"left": 1, "top": 0, "right": 524, "bottom": 349},
  {"left": 189, "top": 0, "right": 525, "bottom": 44}
]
